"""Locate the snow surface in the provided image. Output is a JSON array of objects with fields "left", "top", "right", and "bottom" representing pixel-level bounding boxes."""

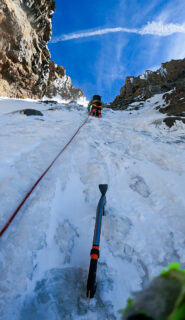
[
  {"left": 159, "top": 67, "right": 168, "bottom": 77},
  {"left": 139, "top": 70, "right": 152, "bottom": 80},
  {"left": 0, "top": 95, "right": 185, "bottom": 320}
]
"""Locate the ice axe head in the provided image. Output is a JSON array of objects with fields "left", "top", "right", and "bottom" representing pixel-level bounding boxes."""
[{"left": 99, "top": 184, "right": 108, "bottom": 196}]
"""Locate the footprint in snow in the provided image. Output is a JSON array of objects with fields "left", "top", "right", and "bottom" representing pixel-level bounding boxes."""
[
  {"left": 129, "top": 176, "right": 151, "bottom": 198},
  {"left": 102, "top": 215, "right": 132, "bottom": 256},
  {"left": 102, "top": 215, "right": 149, "bottom": 287},
  {"left": 55, "top": 220, "right": 79, "bottom": 264}
]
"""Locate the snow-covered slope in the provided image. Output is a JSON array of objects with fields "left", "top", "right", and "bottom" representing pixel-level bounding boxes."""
[{"left": 0, "top": 96, "right": 185, "bottom": 320}]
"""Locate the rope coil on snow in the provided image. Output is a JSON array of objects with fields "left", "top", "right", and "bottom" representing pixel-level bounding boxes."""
[{"left": 0, "top": 117, "right": 89, "bottom": 238}]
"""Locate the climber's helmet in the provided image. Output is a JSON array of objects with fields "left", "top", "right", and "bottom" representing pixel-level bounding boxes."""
[{"left": 93, "top": 95, "right": 101, "bottom": 101}]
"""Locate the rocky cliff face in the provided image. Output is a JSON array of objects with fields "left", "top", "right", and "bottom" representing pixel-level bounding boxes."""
[
  {"left": 0, "top": 0, "right": 83, "bottom": 100},
  {"left": 111, "top": 58, "right": 185, "bottom": 126},
  {"left": 45, "top": 61, "right": 84, "bottom": 101}
]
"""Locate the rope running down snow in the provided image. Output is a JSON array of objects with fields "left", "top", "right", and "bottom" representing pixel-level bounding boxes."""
[{"left": 0, "top": 116, "right": 89, "bottom": 238}]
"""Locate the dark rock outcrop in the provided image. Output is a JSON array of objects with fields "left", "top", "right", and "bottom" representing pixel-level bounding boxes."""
[
  {"left": 11, "top": 109, "right": 43, "bottom": 116},
  {"left": 111, "top": 58, "right": 185, "bottom": 126},
  {"left": 20, "top": 109, "right": 43, "bottom": 116},
  {"left": 0, "top": 0, "right": 84, "bottom": 101},
  {"left": 111, "top": 59, "right": 185, "bottom": 111},
  {"left": 160, "top": 85, "right": 185, "bottom": 127},
  {"left": 160, "top": 86, "right": 185, "bottom": 116},
  {"left": 163, "top": 117, "right": 185, "bottom": 128}
]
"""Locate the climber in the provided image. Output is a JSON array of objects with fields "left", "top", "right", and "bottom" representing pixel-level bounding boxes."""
[{"left": 88, "top": 95, "right": 103, "bottom": 118}]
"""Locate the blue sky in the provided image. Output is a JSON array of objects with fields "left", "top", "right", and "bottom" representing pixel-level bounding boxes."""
[{"left": 49, "top": 0, "right": 185, "bottom": 102}]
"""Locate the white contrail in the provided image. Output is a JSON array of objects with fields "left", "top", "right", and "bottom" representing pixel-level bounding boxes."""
[
  {"left": 50, "top": 21, "right": 185, "bottom": 43},
  {"left": 140, "top": 21, "right": 185, "bottom": 36}
]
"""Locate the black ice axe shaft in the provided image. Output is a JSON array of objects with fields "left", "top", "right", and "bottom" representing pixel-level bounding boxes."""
[{"left": 86, "top": 184, "right": 108, "bottom": 299}]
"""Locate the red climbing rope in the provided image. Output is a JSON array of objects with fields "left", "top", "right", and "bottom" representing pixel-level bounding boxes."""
[{"left": 0, "top": 116, "right": 89, "bottom": 238}]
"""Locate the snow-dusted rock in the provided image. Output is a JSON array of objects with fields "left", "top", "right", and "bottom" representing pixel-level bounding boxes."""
[
  {"left": 110, "top": 58, "right": 185, "bottom": 126},
  {"left": 45, "top": 61, "right": 84, "bottom": 101},
  {"left": 0, "top": 0, "right": 84, "bottom": 101}
]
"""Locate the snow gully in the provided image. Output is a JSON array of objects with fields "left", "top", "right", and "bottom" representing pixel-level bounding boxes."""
[{"left": 0, "top": 116, "right": 89, "bottom": 238}]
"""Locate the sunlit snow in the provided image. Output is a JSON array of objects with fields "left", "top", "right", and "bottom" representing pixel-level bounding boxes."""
[{"left": 0, "top": 95, "right": 185, "bottom": 319}]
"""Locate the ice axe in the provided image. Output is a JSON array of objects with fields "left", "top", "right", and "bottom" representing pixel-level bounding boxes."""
[{"left": 86, "top": 184, "right": 108, "bottom": 299}]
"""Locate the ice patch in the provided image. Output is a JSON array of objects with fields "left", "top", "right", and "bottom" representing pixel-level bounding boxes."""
[{"left": 18, "top": 268, "right": 116, "bottom": 320}]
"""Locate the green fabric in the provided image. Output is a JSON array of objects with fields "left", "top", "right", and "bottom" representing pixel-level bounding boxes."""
[
  {"left": 121, "top": 264, "right": 185, "bottom": 320},
  {"left": 161, "top": 263, "right": 185, "bottom": 276}
]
